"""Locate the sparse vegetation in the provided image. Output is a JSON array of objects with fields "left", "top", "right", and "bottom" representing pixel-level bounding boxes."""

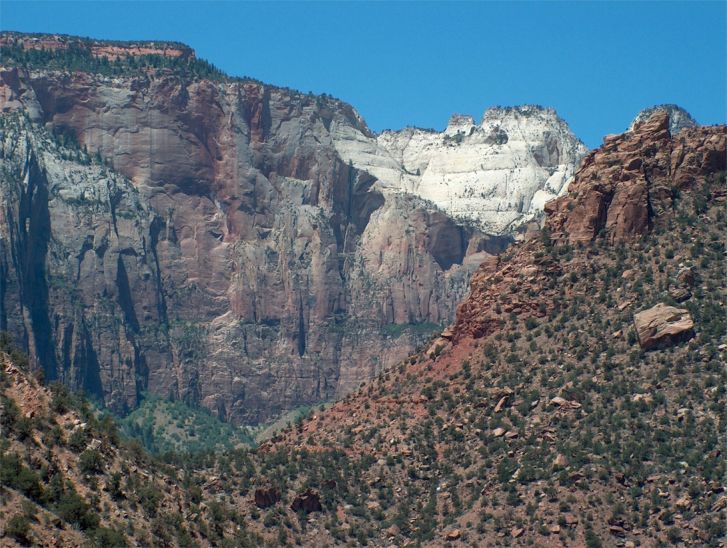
[
  {"left": 119, "top": 394, "right": 254, "bottom": 455},
  {"left": 0, "top": 31, "right": 724, "bottom": 548}
]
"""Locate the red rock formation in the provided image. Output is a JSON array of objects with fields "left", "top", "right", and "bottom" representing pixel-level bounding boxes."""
[
  {"left": 453, "top": 243, "right": 565, "bottom": 341},
  {"left": 633, "top": 303, "right": 694, "bottom": 350},
  {"left": 456, "top": 113, "right": 726, "bottom": 342},
  {"left": 0, "top": 35, "right": 502, "bottom": 425},
  {"left": 254, "top": 487, "right": 281, "bottom": 509},
  {"left": 90, "top": 44, "right": 192, "bottom": 61},
  {"left": 545, "top": 112, "right": 726, "bottom": 243},
  {"left": 290, "top": 489, "right": 322, "bottom": 513}
]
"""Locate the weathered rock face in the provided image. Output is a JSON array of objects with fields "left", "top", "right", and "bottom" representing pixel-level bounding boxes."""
[
  {"left": 254, "top": 487, "right": 281, "bottom": 509},
  {"left": 331, "top": 105, "right": 588, "bottom": 233},
  {"left": 455, "top": 114, "right": 726, "bottom": 342},
  {"left": 629, "top": 104, "right": 697, "bottom": 136},
  {"left": 0, "top": 36, "right": 511, "bottom": 424},
  {"left": 545, "top": 112, "right": 727, "bottom": 243},
  {"left": 0, "top": 123, "right": 157, "bottom": 404},
  {"left": 290, "top": 489, "right": 322, "bottom": 513},
  {"left": 0, "top": 32, "right": 195, "bottom": 61},
  {"left": 633, "top": 303, "right": 694, "bottom": 350}
]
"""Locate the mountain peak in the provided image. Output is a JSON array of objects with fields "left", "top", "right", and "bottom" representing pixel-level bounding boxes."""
[
  {"left": 629, "top": 104, "right": 698, "bottom": 136},
  {"left": 482, "top": 104, "right": 558, "bottom": 124},
  {"left": 333, "top": 103, "right": 587, "bottom": 233},
  {"left": 444, "top": 113, "right": 476, "bottom": 134}
]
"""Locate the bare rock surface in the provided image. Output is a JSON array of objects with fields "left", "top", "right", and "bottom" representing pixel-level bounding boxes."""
[
  {"left": 0, "top": 35, "right": 513, "bottom": 424},
  {"left": 629, "top": 104, "right": 698, "bottom": 136},
  {"left": 633, "top": 303, "right": 694, "bottom": 350},
  {"left": 332, "top": 105, "right": 588, "bottom": 233},
  {"left": 546, "top": 111, "right": 726, "bottom": 243},
  {"left": 290, "top": 489, "right": 322, "bottom": 513}
]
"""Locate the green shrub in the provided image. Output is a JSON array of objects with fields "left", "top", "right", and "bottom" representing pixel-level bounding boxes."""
[
  {"left": 68, "top": 428, "right": 88, "bottom": 452},
  {"left": 137, "top": 484, "right": 162, "bottom": 517},
  {"left": 55, "top": 489, "right": 99, "bottom": 530},
  {"left": 50, "top": 382, "right": 75, "bottom": 414},
  {"left": 5, "top": 513, "right": 31, "bottom": 544},
  {"left": 90, "top": 526, "right": 128, "bottom": 547},
  {"left": 79, "top": 449, "right": 104, "bottom": 474},
  {"left": 0, "top": 452, "right": 44, "bottom": 502}
]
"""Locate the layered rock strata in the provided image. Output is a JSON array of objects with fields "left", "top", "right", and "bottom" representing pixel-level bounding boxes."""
[
  {"left": 331, "top": 105, "right": 588, "bottom": 233},
  {"left": 0, "top": 35, "right": 512, "bottom": 424},
  {"left": 545, "top": 112, "right": 726, "bottom": 243}
]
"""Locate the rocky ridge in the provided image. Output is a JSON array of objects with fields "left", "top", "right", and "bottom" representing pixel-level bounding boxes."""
[
  {"left": 454, "top": 110, "right": 725, "bottom": 341},
  {"left": 332, "top": 105, "right": 589, "bottom": 233},
  {"left": 0, "top": 31, "right": 194, "bottom": 60},
  {"left": 267, "top": 112, "right": 726, "bottom": 545},
  {"left": 544, "top": 111, "right": 724, "bottom": 244},
  {"left": 629, "top": 104, "right": 698, "bottom": 137}
]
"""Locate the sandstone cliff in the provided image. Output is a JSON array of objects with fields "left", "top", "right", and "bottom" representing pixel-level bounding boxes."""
[
  {"left": 545, "top": 112, "right": 726, "bottom": 243},
  {"left": 0, "top": 33, "right": 511, "bottom": 424},
  {"left": 331, "top": 105, "right": 588, "bottom": 233}
]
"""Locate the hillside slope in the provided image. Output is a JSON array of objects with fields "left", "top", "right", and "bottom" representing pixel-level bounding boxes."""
[
  {"left": 0, "top": 113, "right": 724, "bottom": 547},
  {"left": 0, "top": 343, "right": 261, "bottom": 547},
  {"left": 268, "top": 112, "right": 727, "bottom": 546}
]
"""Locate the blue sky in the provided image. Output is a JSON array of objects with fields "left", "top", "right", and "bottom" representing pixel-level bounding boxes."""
[{"left": 1, "top": 1, "right": 724, "bottom": 147}]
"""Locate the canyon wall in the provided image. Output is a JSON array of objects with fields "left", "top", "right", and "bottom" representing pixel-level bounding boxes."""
[
  {"left": 0, "top": 42, "right": 508, "bottom": 423},
  {"left": 0, "top": 34, "right": 592, "bottom": 424},
  {"left": 331, "top": 105, "right": 588, "bottom": 233}
]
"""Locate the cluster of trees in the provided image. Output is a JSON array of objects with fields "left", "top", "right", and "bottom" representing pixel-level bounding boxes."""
[{"left": 1, "top": 43, "right": 227, "bottom": 81}]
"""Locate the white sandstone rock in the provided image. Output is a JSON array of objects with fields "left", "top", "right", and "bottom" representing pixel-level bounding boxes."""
[{"left": 331, "top": 105, "right": 588, "bottom": 233}]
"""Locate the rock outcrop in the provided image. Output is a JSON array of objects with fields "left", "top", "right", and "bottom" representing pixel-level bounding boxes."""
[
  {"left": 254, "top": 487, "right": 281, "bottom": 509},
  {"left": 331, "top": 105, "right": 588, "bottom": 233},
  {"left": 456, "top": 111, "right": 725, "bottom": 341},
  {"left": 0, "top": 31, "right": 195, "bottom": 61},
  {"left": 545, "top": 112, "right": 726, "bottom": 243},
  {"left": 290, "top": 489, "right": 322, "bottom": 513},
  {"left": 629, "top": 104, "right": 697, "bottom": 136},
  {"left": 633, "top": 303, "right": 694, "bottom": 350},
  {"left": 0, "top": 33, "right": 512, "bottom": 424}
]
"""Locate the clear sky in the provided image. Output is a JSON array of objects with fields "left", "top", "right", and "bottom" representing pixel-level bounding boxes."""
[{"left": 1, "top": 1, "right": 725, "bottom": 147}]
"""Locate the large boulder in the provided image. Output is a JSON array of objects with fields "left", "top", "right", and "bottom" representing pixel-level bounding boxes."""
[
  {"left": 633, "top": 303, "right": 694, "bottom": 350},
  {"left": 290, "top": 488, "right": 322, "bottom": 513},
  {"left": 253, "top": 487, "right": 281, "bottom": 509}
]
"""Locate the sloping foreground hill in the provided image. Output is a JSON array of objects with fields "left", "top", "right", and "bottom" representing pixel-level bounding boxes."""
[
  {"left": 3, "top": 338, "right": 371, "bottom": 547},
  {"left": 267, "top": 112, "right": 727, "bottom": 546},
  {"left": 0, "top": 343, "right": 250, "bottom": 547},
  {"left": 1, "top": 111, "right": 725, "bottom": 547}
]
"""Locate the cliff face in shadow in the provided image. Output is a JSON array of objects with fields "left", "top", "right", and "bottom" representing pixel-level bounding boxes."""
[{"left": 0, "top": 35, "right": 509, "bottom": 423}]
